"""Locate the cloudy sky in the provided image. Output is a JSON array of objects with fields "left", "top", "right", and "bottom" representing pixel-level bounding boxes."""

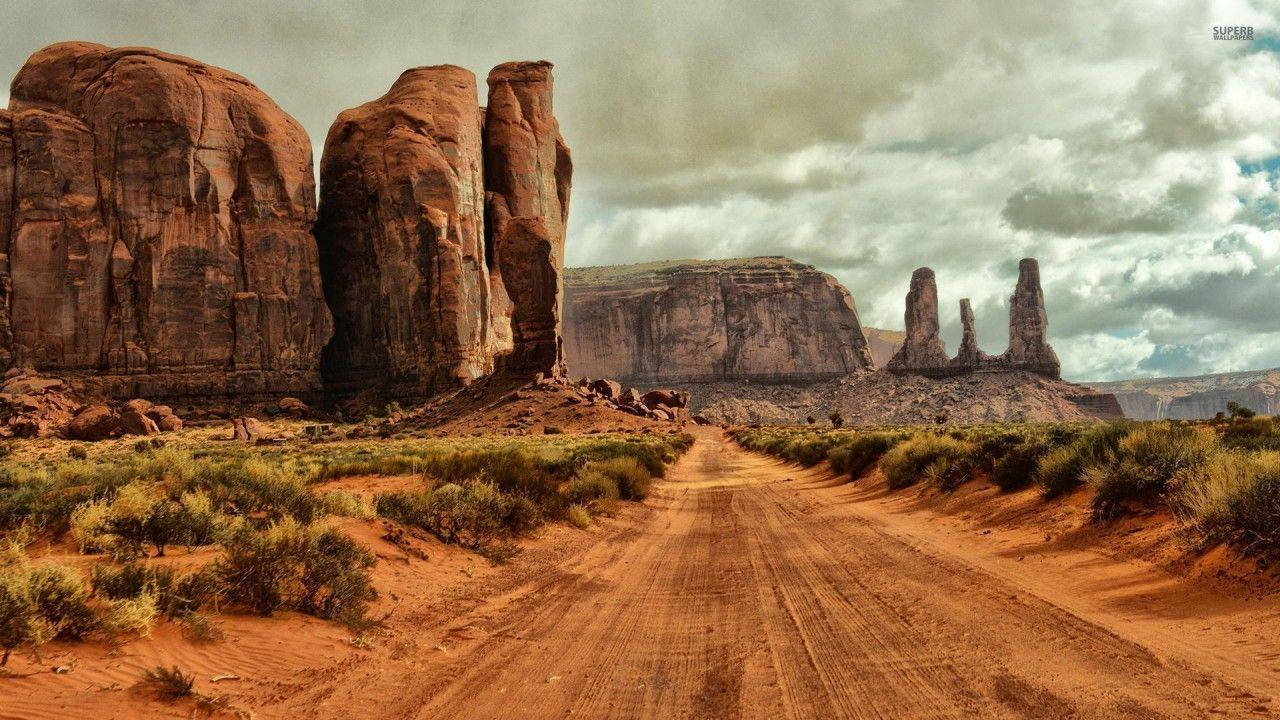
[{"left": 3, "top": 0, "right": 1279, "bottom": 381}]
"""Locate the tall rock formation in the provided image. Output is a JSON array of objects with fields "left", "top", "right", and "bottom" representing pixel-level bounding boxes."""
[
  {"left": 885, "top": 268, "right": 949, "bottom": 375},
  {"left": 316, "top": 65, "right": 501, "bottom": 395},
  {"left": 484, "top": 61, "right": 573, "bottom": 377},
  {"left": 563, "top": 257, "right": 874, "bottom": 384},
  {"left": 1002, "top": 258, "right": 1060, "bottom": 379},
  {"left": 0, "top": 110, "right": 14, "bottom": 369},
  {"left": 950, "top": 299, "right": 987, "bottom": 370},
  {"left": 1, "top": 42, "right": 332, "bottom": 399}
]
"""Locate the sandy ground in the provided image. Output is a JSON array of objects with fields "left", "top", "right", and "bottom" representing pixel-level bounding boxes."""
[{"left": 7, "top": 426, "right": 1280, "bottom": 718}]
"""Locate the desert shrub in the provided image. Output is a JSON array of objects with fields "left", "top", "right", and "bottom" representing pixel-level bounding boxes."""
[
  {"left": 100, "top": 592, "right": 158, "bottom": 638},
  {"left": 143, "top": 665, "right": 196, "bottom": 699},
  {"left": 565, "top": 469, "right": 620, "bottom": 506},
  {"left": 1089, "top": 424, "right": 1219, "bottom": 520},
  {"left": 0, "top": 571, "right": 42, "bottom": 665},
  {"left": 0, "top": 534, "right": 98, "bottom": 663},
  {"left": 1037, "top": 422, "right": 1131, "bottom": 498},
  {"left": 179, "top": 612, "right": 222, "bottom": 643},
  {"left": 68, "top": 445, "right": 88, "bottom": 460},
  {"left": 295, "top": 527, "right": 376, "bottom": 622},
  {"left": 373, "top": 489, "right": 431, "bottom": 526},
  {"left": 587, "top": 457, "right": 653, "bottom": 500},
  {"left": 566, "top": 504, "right": 592, "bottom": 529},
  {"left": 195, "top": 458, "right": 321, "bottom": 523},
  {"left": 881, "top": 435, "right": 971, "bottom": 490},
  {"left": 991, "top": 439, "right": 1054, "bottom": 492},
  {"left": 217, "top": 519, "right": 309, "bottom": 616},
  {"left": 781, "top": 435, "right": 838, "bottom": 466},
  {"left": 175, "top": 491, "right": 224, "bottom": 548},
  {"left": 828, "top": 432, "right": 905, "bottom": 479},
  {"left": 91, "top": 563, "right": 218, "bottom": 619},
  {"left": 322, "top": 490, "right": 375, "bottom": 519},
  {"left": 500, "top": 496, "right": 541, "bottom": 536},
  {"left": 922, "top": 454, "right": 976, "bottom": 491},
  {"left": 1169, "top": 450, "right": 1280, "bottom": 551}
]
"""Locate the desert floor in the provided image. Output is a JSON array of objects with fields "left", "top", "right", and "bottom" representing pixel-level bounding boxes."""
[{"left": 8, "top": 425, "right": 1280, "bottom": 719}]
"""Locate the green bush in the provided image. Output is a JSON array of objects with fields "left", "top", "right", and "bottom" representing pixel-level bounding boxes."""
[
  {"left": 1037, "top": 422, "right": 1130, "bottom": 498},
  {"left": 91, "top": 563, "right": 219, "bottom": 620},
  {"left": 216, "top": 519, "right": 375, "bottom": 621},
  {"left": 0, "top": 544, "right": 95, "bottom": 664},
  {"left": 1089, "top": 424, "right": 1219, "bottom": 520},
  {"left": 991, "top": 439, "right": 1053, "bottom": 492},
  {"left": 587, "top": 457, "right": 654, "bottom": 500},
  {"left": 1170, "top": 450, "right": 1280, "bottom": 550},
  {"left": 881, "top": 435, "right": 971, "bottom": 490},
  {"left": 564, "top": 469, "right": 620, "bottom": 506},
  {"left": 827, "top": 432, "right": 904, "bottom": 479}
]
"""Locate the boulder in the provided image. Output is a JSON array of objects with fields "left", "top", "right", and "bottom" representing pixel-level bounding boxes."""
[
  {"left": 230, "top": 417, "right": 265, "bottom": 442},
  {"left": 3, "top": 42, "right": 331, "bottom": 397},
  {"left": 620, "top": 388, "right": 642, "bottom": 406},
  {"left": 119, "top": 410, "right": 159, "bottom": 436},
  {"left": 485, "top": 61, "right": 573, "bottom": 378},
  {"left": 641, "top": 389, "right": 689, "bottom": 410},
  {"left": 122, "top": 398, "right": 153, "bottom": 415},
  {"left": 144, "top": 405, "right": 174, "bottom": 422},
  {"left": 589, "top": 379, "right": 622, "bottom": 399},
  {"left": 278, "top": 397, "right": 310, "bottom": 417},
  {"left": 156, "top": 414, "right": 183, "bottom": 432},
  {"left": 65, "top": 404, "right": 118, "bottom": 441},
  {"left": 563, "top": 258, "right": 873, "bottom": 384}
]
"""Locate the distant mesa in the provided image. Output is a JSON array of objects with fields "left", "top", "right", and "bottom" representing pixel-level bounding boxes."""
[
  {"left": 886, "top": 258, "right": 1061, "bottom": 380},
  {"left": 563, "top": 257, "right": 874, "bottom": 385}
]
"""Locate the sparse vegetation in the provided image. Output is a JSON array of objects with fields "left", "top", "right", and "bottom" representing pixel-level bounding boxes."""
[
  {"left": 733, "top": 417, "right": 1280, "bottom": 560},
  {"left": 142, "top": 664, "right": 196, "bottom": 699}
]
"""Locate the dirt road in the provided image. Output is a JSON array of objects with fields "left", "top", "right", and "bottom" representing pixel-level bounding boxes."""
[{"left": 270, "top": 427, "right": 1280, "bottom": 719}]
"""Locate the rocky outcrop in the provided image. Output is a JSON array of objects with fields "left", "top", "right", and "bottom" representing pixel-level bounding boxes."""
[
  {"left": 563, "top": 257, "right": 874, "bottom": 385},
  {"left": 317, "top": 65, "right": 500, "bottom": 396},
  {"left": 2, "top": 42, "right": 332, "bottom": 400},
  {"left": 885, "top": 268, "right": 949, "bottom": 374},
  {"left": 1002, "top": 258, "right": 1060, "bottom": 378},
  {"left": 0, "top": 110, "right": 14, "bottom": 369},
  {"left": 950, "top": 299, "right": 988, "bottom": 369},
  {"left": 317, "top": 59, "right": 572, "bottom": 397},
  {"left": 484, "top": 61, "right": 573, "bottom": 377},
  {"left": 886, "top": 259, "right": 1060, "bottom": 379}
]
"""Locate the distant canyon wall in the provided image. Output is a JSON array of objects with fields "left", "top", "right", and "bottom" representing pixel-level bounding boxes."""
[
  {"left": 1087, "top": 370, "right": 1280, "bottom": 420},
  {"left": 563, "top": 257, "right": 874, "bottom": 385},
  {"left": 0, "top": 43, "right": 570, "bottom": 402}
]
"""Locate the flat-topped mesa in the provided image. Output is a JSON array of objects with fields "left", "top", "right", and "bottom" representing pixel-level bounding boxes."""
[
  {"left": 563, "top": 257, "right": 874, "bottom": 385},
  {"left": 1, "top": 42, "right": 332, "bottom": 400},
  {"left": 950, "top": 298, "right": 988, "bottom": 370},
  {"left": 885, "top": 268, "right": 950, "bottom": 376},
  {"left": 1001, "top": 258, "right": 1060, "bottom": 379},
  {"left": 317, "top": 65, "right": 500, "bottom": 396},
  {"left": 484, "top": 61, "right": 573, "bottom": 378}
]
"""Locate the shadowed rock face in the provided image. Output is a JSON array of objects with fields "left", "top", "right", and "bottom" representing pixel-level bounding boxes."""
[
  {"left": 563, "top": 257, "right": 874, "bottom": 384},
  {"left": 1, "top": 42, "right": 332, "bottom": 399},
  {"left": 0, "top": 111, "right": 14, "bottom": 369},
  {"left": 886, "top": 268, "right": 949, "bottom": 373},
  {"left": 485, "top": 61, "right": 573, "bottom": 378},
  {"left": 1002, "top": 258, "right": 1060, "bottom": 379},
  {"left": 316, "top": 65, "right": 502, "bottom": 395}
]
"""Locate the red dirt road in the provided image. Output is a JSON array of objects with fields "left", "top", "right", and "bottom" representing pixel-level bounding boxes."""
[{"left": 280, "top": 427, "right": 1280, "bottom": 719}]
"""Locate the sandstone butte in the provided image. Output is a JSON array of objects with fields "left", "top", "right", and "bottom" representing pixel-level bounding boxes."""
[
  {"left": 562, "top": 257, "right": 875, "bottom": 385},
  {"left": 0, "top": 43, "right": 571, "bottom": 404},
  {"left": 317, "top": 60, "right": 572, "bottom": 397}
]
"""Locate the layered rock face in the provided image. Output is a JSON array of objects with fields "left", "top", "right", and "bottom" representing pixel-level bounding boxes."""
[
  {"left": 318, "top": 60, "right": 572, "bottom": 395},
  {"left": 885, "top": 268, "right": 949, "bottom": 373},
  {"left": 886, "top": 258, "right": 1060, "bottom": 379},
  {"left": 1, "top": 42, "right": 332, "bottom": 399},
  {"left": 1088, "top": 369, "right": 1280, "bottom": 420},
  {"left": 317, "top": 66, "right": 499, "bottom": 395},
  {"left": 563, "top": 257, "right": 874, "bottom": 384},
  {"left": 484, "top": 62, "right": 573, "bottom": 377}
]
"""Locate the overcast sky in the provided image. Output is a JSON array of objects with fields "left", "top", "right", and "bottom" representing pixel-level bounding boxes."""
[{"left": 3, "top": 0, "right": 1279, "bottom": 381}]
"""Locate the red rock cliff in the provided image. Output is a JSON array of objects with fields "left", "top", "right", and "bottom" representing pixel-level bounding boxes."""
[
  {"left": 563, "top": 257, "right": 874, "bottom": 384},
  {"left": 1, "top": 42, "right": 332, "bottom": 399},
  {"left": 316, "top": 66, "right": 502, "bottom": 395}
]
